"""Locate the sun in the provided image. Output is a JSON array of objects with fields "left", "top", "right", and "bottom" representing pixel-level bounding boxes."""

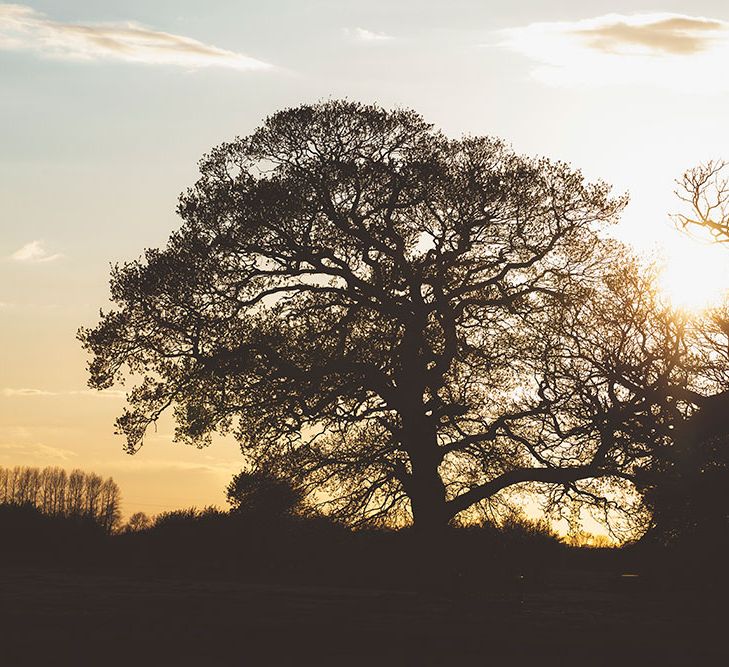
[{"left": 656, "top": 240, "right": 729, "bottom": 312}]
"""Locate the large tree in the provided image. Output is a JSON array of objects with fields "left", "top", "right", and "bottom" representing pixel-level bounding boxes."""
[{"left": 81, "top": 100, "right": 640, "bottom": 532}]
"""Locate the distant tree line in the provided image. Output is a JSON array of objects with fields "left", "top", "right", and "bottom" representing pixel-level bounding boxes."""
[{"left": 0, "top": 465, "right": 121, "bottom": 533}]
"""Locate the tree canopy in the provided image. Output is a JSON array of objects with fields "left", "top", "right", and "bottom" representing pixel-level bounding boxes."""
[
  {"left": 81, "top": 100, "right": 669, "bottom": 532},
  {"left": 628, "top": 160, "right": 729, "bottom": 545}
]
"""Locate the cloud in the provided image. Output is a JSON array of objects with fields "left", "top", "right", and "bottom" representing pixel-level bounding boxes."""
[
  {"left": 0, "top": 4, "right": 271, "bottom": 71},
  {"left": 104, "top": 458, "right": 239, "bottom": 476},
  {"left": 3, "top": 387, "right": 126, "bottom": 398},
  {"left": 575, "top": 15, "right": 724, "bottom": 56},
  {"left": 10, "top": 240, "right": 62, "bottom": 263},
  {"left": 69, "top": 389, "right": 126, "bottom": 398},
  {"left": 0, "top": 442, "right": 77, "bottom": 463},
  {"left": 499, "top": 13, "right": 729, "bottom": 91},
  {"left": 344, "top": 27, "right": 393, "bottom": 42},
  {"left": 3, "top": 388, "right": 57, "bottom": 397}
]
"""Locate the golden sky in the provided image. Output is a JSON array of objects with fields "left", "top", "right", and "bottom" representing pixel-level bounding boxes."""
[{"left": 3, "top": 1, "right": 729, "bottom": 518}]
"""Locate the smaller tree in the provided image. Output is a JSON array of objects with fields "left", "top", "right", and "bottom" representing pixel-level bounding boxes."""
[
  {"left": 97, "top": 477, "right": 122, "bottom": 533},
  {"left": 123, "top": 511, "right": 152, "bottom": 532},
  {"left": 636, "top": 161, "right": 729, "bottom": 546},
  {"left": 226, "top": 471, "right": 306, "bottom": 519}
]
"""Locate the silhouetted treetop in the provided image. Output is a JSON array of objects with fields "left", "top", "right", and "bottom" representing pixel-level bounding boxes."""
[
  {"left": 226, "top": 470, "right": 306, "bottom": 518},
  {"left": 629, "top": 159, "right": 729, "bottom": 544},
  {"left": 123, "top": 511, "right": 152, "bottom": 533},
  {"left": 81, "top": 100, "right": 634, "bottom": 532},
  {"left": 674, "top": 160, "right": 729, "bottom": 243},
  {"left": 0, "top": 465, "right": 121, "bottom": 533}
]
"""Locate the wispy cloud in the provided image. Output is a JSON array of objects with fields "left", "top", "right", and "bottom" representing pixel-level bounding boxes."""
[
  {"left": 574, "top": 15, "right": 724, "bottom": 56},
  {"left": 3, "top": 387, "right": 126, "bottom": 398},
  {"left": 3, "top": 388, "right": 56, "bottom": 397},
  {"left": 71, "top": 389, "right": 126, "bottom": 399},
  {"left": 344, "top": 27, "right": 393, "bottom": 43},
  {"left": 105, "top": 458, "right": 240, "bottom": 476},
  {"left": 0, "top": 442, "right": 78, "bottom": 462},
  {"left": 499, "top": 13, "right": 729, "bottom": 91},
  {"left": 10, "top": 240, "right": 62, "bottom": 263},
  {"left": 0, "top": 4, "right": 272, "bottom": 71}
]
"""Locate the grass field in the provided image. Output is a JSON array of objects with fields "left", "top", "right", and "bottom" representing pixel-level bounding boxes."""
[{"left": 1, "top": 565, "right": 724, "bottom": 665}]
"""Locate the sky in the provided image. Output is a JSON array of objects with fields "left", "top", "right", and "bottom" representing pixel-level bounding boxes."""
[{"left": 2, "top": 0, "right": 729, "bottom": 519}]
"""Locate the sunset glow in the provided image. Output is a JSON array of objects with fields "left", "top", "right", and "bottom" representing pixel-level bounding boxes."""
[
  {"left": 4, "top": 2, "right": 729, "bottom": 520},
  {"left": 4, "top": 4, "right": 729, "bottom": 660},
  {"left": 657, "top": 240, "right": 729, "bottom": 312}
]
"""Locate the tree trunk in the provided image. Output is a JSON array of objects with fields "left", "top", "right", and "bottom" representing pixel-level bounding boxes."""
[
  {"left": 401, "top": 413, "right": 448, "bottom": 529},
  {"left": 409, "top": 457, "right": 448, "bottom": 534},
  {"left": 404, "top": 422, "right": 452, "bottom": 591}
]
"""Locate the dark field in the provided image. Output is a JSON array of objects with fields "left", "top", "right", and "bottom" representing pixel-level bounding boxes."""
[{"left": 1, "top": 565, "right": 725, "bottom": 666}]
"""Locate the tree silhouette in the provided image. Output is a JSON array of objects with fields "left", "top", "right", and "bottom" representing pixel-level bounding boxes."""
[
  {"left": 546, "top": 237, "right": 729, "bottom": 542},
  {"left": 124, "top": 511, "right": 152, "bottom": 533},
  {"left": 0, "top": 465, "right": 121, "bottom": 533},
  {"left": 621, "top": 163, "right": 729, "bottom": 544},
  {"left": 80, "top": 100, "right": 644, "bottom": 533},
  {"left": 674, "top": 160, "right": 729, "bottom": 243},
  {"left": 634, "top": 329, "right": 729, "bottom": 549},
  {"left": 226, "top": 470, "right": 306, "bottom": 519}
]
